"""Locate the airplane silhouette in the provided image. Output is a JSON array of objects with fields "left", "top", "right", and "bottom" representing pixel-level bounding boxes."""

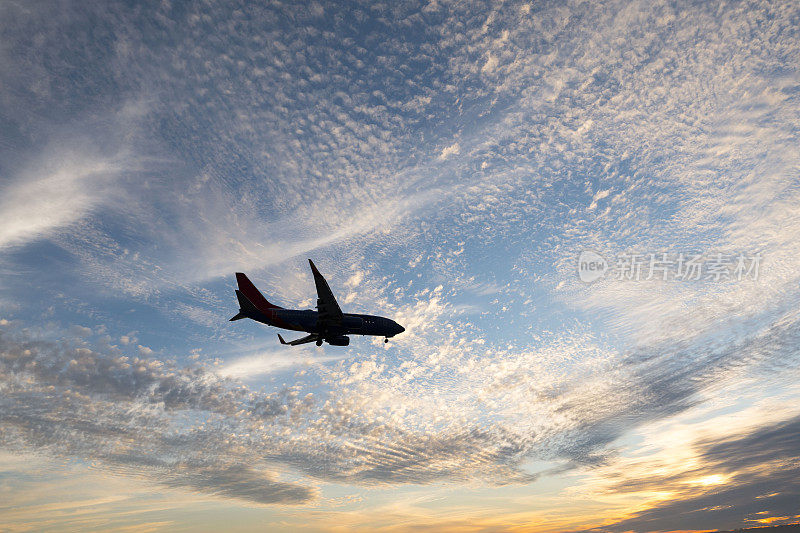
[{"left": 230, "top": 259, "right": 405, "bottom": 346}]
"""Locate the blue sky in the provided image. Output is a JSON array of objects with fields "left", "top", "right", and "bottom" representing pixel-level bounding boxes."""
[{"left": 1, "top": 0, "right": 800, "bottom": 530}]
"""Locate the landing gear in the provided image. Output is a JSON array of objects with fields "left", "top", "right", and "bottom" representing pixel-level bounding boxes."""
[
  {"left": 384, "top": 338, "right": 389, "bottom": 343},
  {"left": 316, "top": 339, "right": 323, "bottom": 346}
]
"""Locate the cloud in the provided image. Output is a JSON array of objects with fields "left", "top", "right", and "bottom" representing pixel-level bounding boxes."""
[
  {"left": 0, "top": 155, "right": 119, "bottom": 249},
  {"left": 439, "top": 142, "right": 460, "bottom": 160},
  {"left": 160, "top": 463, "right": 313, "bottom": 505},
  {"left": 0, "top": 328, "right": 315, "bottom": 504},
  {"left": 481, "top": 53, "right": 499, "bottom": 73},
  {"left": 578, "top": 414, "right": 800, "bottom": 532},
  {"left": 218, "top": 348, "right": 344, "bottom": 379},
  {"left": 0, "top": 323, "right": 539, "bottom": 502}
]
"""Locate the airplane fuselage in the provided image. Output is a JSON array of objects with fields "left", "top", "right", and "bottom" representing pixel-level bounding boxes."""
[{"left": 244, "top": 307, "right": 403, "bottom": 338}]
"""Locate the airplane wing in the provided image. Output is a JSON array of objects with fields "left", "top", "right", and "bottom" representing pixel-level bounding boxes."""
[
  {"left": 278, "top": 333, "right": 320, "bottom": 346},
  {"left": 308, "top": 259, "right": 343, "bottom": 328}
]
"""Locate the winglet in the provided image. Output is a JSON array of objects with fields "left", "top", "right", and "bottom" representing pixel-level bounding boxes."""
[{"left": 278, "top": 333, "right": 287, "bottom": 345}]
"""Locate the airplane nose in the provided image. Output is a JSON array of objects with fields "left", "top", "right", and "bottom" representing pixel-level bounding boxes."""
[{"left": 395, "top": 323, "right": 405, "bottom": 335}]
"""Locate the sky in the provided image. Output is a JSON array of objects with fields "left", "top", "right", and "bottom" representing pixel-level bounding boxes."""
[{"left": 1, "top": 0, "right": 799, "bottom": 531}]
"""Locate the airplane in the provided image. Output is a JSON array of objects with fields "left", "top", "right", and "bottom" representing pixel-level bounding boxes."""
[{"left": 230, "top": 259, "right": 405, "bottom": 346}]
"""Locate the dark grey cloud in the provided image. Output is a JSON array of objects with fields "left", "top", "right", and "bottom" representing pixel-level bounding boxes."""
[
  {"left": 271, "top": 425, "right": 537, "bottom": 487},
  {"left": 0, "top": 332, "right": 291, "bottom": 417},
  {"left": 0, "top": 330, "right": 314, "bottom": 504},
  {"left": 551, "top": 297, "right": 800, "bottom": 465},
  {"left": 577, "top": 415, "right": 800, "bottom": 532}
]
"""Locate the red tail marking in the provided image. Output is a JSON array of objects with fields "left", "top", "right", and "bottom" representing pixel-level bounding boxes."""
[{"left": 235, "top": 273, "right": 281, "bottom": 312}]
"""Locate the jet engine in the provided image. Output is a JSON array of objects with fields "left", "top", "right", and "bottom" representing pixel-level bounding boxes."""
[{"left": 325, "top": 335, "right": 350, "bottom": 346}]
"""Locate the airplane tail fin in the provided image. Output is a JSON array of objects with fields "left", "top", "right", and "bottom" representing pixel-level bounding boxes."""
[
  {"left": 230, "top": 289, "right": 262, "bottom": 321},
  {"left": 235, "top": 273, "right": 282, "bottom": 313}
]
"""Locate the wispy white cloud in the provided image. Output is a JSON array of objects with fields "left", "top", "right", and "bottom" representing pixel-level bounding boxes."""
[
  {"left": 0, "top": 154, "right": 120, "bottom": 249},
  {"left": 218, "top": 348, "right": 344, "bottom": 379}
]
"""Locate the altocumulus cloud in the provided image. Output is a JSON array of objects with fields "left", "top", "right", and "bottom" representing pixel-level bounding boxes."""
[
  {"left": 0, "top": 325, "right": 542, "bottom": 502},
  {"left": 0, "top": 329, "right": 314, "bottom": 504}
]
